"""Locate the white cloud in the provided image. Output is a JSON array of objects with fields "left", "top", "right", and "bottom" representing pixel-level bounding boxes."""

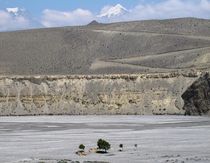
[
  {"left": 41, "top": 8, "right": 94, "bottom": 27},
  {"left": 133, "top": 0, "right": 210, "bottom": 19},
  {"left": 0, "top": 10, "right": 29, "bottom": 31},
  {"left": 105, "top": 0, "right": 210, "bottom": 22}
]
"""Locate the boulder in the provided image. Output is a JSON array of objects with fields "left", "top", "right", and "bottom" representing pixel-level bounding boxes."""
[{"left": 182, "top": 73, "right": 210, "bottom": 115}]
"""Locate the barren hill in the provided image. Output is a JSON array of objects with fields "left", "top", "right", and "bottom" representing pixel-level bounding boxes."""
[
  {"left": 0, "top": 18, "right": 210, "bottom": 75},
  {"left": 0, "top": 18, "right": 210, "bottom": 116}
]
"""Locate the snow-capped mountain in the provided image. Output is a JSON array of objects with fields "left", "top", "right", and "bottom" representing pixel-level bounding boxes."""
[
  {"left": 97, "top": 4, "right": 128, "bottom": 18},
  {"left": 6, "top": 7, "right": 26, "bottom": 17},
  {"left": 6, "top": 7, "right": 19, "bottom": 15}
]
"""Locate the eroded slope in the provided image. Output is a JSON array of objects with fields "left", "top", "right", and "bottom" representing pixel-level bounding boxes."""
[
  {"left": 0, "top": 73, "right": 198, "bottom": 115},
  {"left": 0, "top": 18, "right": 210, "bottom": 75}
]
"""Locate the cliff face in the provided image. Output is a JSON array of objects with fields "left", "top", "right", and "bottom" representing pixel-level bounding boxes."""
[
  {"left": 0, "top": 73, "right": 198, "bottom": 115},
  {"left": 182, "top": 73, "right": 210, "bottom": 116}
]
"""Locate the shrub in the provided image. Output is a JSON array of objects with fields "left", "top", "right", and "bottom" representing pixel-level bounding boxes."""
[
  {"left": 97, "top": 139, "right": 111, "bottom": 153},
  {"left": 134, "top": 144, "right": 138, "bottom": 150},
  {"left": 79, "top": 144, "right": 85, "bottom": 151},
  {"left": 119, "top": 144, "right": 123, "bottom": 152}
]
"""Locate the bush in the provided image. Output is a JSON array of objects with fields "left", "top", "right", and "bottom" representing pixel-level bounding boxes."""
[
  {"left": 134, "top": 144, "right": 138, "bottom": 150},
  {"left": 79, "top": 144, "right": 85, "bottom": 151},
  {"left": 97, "top": 139, "right": 111, "bottom": 153},
  {"left": 119, "top": 144, "right": 123, "bottom": 152}
]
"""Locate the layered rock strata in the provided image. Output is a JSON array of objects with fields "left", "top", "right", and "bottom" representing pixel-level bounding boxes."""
[{"left": 0, "top": 73, "right": 199, "bottom": 116}]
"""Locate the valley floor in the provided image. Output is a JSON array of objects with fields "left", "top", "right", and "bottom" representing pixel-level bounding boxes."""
[{"left": 0, "top": 116, "right": 210, "bottom": 163}]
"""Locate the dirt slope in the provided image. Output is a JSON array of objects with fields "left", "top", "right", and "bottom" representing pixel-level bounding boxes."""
[{"left": 0, "top": 18, "right": 210, "bottom": 75}]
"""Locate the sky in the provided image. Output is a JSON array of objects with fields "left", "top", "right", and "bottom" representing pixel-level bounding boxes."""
[{"left": 0, "top": 0, "right": 210, "bottom": 31}]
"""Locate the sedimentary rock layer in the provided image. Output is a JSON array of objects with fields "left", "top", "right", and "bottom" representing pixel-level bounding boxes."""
[{"left": 0, "top": 73, "right": 199, "bottom": 116}]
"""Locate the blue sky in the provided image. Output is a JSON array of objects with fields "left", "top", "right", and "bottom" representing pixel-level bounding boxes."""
[
  {"left": 0, "top": 0, "right": 141, "bottom": 17},
  {"left": 0, "top": 0, "right": 210, "bottom": 31},
  {"left": 0, "top": 0, "right": 148, "bottom": 13}
]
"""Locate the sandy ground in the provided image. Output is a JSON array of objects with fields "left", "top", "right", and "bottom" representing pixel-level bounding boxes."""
[{"left": 0, "top": 116, "right": 210, "bottom": 163}]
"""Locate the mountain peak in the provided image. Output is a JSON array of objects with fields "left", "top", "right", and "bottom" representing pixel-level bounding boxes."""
[
  {"left": 6, "top": 7, "right": 20, "bottom": 16},
  {"left": 87, "top": 20, "right": 100, "bottom": 26},
  {"left": 6, "top": 7, "right": 26, "bottom": 17},
  {"left": 97, "top": 4, "right": 128, "bottom": 18}
]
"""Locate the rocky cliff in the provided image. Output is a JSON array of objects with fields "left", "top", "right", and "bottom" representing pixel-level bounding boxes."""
[
  {"left": 182, "top": 73, "right": 210, "bottom": 116},
  {"left": 0, "top": 73, "right": 199, "bottom": 115}
]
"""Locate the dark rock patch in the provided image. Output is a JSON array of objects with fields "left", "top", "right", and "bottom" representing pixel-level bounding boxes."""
[
  {"left": 182, "top": 73, "right": 210, "bottom": 115},
  {"left": 87, "top": 20, "right": 101, "bottom": 26}
]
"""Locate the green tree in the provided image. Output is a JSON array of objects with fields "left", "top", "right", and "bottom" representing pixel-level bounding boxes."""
[
  {"left": 119, "top": 144, "right": 123, "bottom": 151},
  {"left": 79, "top": 144, "right": 85, "bottom": 151},
  {"left": 134, "top": 144, "right": 138, "bottom": 150},
  {"left": 97, "top": 139, "right": 111, "bottom": 153}
]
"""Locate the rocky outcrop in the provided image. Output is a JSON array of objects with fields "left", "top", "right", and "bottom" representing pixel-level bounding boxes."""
[
  {"left": 0, "top": 73, "right": 199, "bottom": 116},
  {"left": 182, "top": 73, "right": 210, "bottom": 116}
]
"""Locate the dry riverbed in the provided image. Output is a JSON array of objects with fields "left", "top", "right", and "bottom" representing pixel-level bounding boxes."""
[{"left": 0, "top": 116, "right": 210, "bottom": 163}]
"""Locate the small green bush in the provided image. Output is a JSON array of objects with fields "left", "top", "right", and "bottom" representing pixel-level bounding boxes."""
[
  {"left": 134, "top": 144, "right": 138, "bottom": 150},
  {"left": 119, "top": 144, "right": 123, "bottom": 152},
  {"left": 79, "top": 144, "right": 85, "bottom": 151},
  {"left": 97, "top": 139, "right": 111, "bottom": 153}
]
